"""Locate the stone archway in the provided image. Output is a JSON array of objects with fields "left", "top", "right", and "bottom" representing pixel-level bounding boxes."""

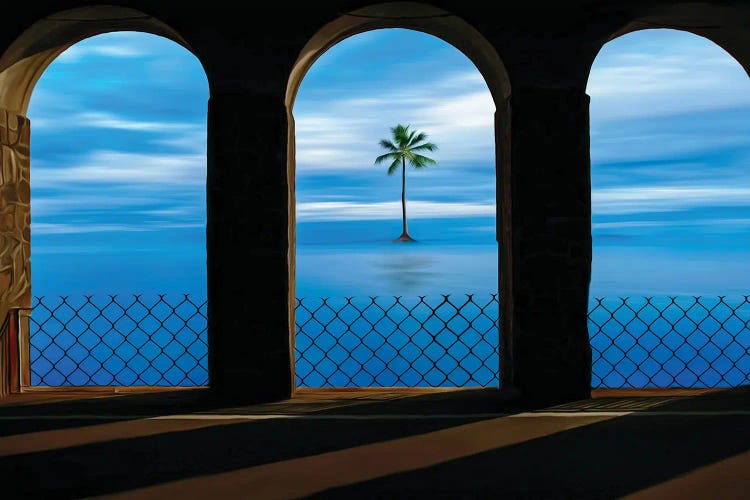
[
  {"left": 584, "top": 11, "right": 750, "bottom": 390},
  {"left": 284, "top": 2, "right": 513, "bottom": 392},
  {"left": 0, "top": 6, "right": 205, "bottom": 394}
]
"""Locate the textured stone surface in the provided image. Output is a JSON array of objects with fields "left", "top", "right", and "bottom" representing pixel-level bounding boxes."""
[
  {"left": 0, "top": 313, "right": 9, "bottom": 396},
  {"left": 506, "top": 87, "right": 593, "bottom": 405},
  {"left": 0, "top": 110, "right": 30, "bottom": 324},
  {"left": 0, "top": 111, "right": 29, "bottom": 396}
]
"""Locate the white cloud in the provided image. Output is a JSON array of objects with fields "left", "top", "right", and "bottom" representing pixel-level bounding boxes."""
[
  {"left": 588, "top": 33, "right": 750, "bottom": 121},
  {"left": 32, "top": 223, "right": 150, "bottom": 234},
  {"left": 32, "top": 111, "right": 200, "bottom": 133},
  {"left": 154, "top": 131, "right": 208, "bottom": 154},
  {"left": 592, "top": 185, "right": 750, "bottom": 214},
  {"left": 433, "top": 71, "right": 488, "bottom": 89},
  {"left": 294, "top": 115, "right": 375, "bottom": 168},
  {"left": 294, "top": 70, "right": 495, "bottom": 172},
  {"left": 415, "top": 91, "right": 495, "bottom": 130},
  {"left": 73, "top": 112, "right": 197, "bottom": 132},
  {"left": 32, "top": 150, "right": 206, "bottom": 187},
  {"left": 296, "top": 200, "right": 495, "bottom": 221},
  {"left": 32, "top": 222, "right": 203, "bottom": 235},
  {"left": 30, "top": 194, "right": 162, "bottom": 216},
  {"left": 466, "top": 225, "right": 496, "bottom": 233},
  {"left": 590, "top": 131, "right": 750, "bottom": 164},
  {"left": 593, "top": 218, "right": 750, "bottom": 229},
  {"left": 138, "top": 207, "right": 199, "bottom": 217},
  {"left": 411, "top": 91, "right": 496, "bottom": 163},
  {"left": 55, "top": 43, "right": 145, "bottom": 64}
]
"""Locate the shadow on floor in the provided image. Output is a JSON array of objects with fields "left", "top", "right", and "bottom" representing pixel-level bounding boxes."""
[{"left": 0, "top": 386, "right": 748, "bottom": 498}]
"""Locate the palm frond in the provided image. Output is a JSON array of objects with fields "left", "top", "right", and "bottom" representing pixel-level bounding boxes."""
[
  {"left": 393, "top": 124, "right": 410, "bottom": 147},
  {"left": 378, "top": 139, "right": 398, "bottom": 152},
  {"left": 374, "top": 152, "right": 399, "bottom": 165},
  {"left": 376, "top": 124, "right": 437, "bottom": 175},
  {"left": 410, "top": 142, "right": 438, "bottom": 153},
  {"left": 387, "top": 157, "right": 401, "bottom": 175},
  {"left": 410, "top": 153, "right": 437, "bottom": 168},
  {"left": 406, "top": 129, "right": 417, "bottom": 147},
  {"left": 407, "top": 132, "right": 428, "bottom": 147}
]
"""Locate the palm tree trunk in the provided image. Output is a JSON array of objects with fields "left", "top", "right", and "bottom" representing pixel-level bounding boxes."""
[{"left": 399, "top": 156, "right": 411, "bottom": 240}]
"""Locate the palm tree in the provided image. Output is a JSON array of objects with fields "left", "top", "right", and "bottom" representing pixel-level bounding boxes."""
[{"left": 375, "top": 124, "right": 438, "bottom": 242}]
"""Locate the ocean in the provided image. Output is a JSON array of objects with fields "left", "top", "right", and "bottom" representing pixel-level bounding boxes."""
[{"left": 26, "top": 218, "right": 750, "bottom": 389}]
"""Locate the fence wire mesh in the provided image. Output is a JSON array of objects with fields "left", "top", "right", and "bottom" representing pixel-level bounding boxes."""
[
  {"left": 27, "top": 293, "right": 750, "bottom": 389},
  {"left": 29, "top": 294, "right": 208, "bottom": 386},
  {"left": 589, "top": 295, "right": 750, "bottom": 388},
  {"left": 295, "top": 294, "right": 500, "bottom": 387}
]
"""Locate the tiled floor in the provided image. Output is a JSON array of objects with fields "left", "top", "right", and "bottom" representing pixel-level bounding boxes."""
[{"left": 2, "top": 386, "right": 749, "bottom": 498}]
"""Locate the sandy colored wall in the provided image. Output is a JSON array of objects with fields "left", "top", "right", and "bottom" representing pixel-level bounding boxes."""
[{"left": 0, "top": 109, "right": 30, "bottom": 395}]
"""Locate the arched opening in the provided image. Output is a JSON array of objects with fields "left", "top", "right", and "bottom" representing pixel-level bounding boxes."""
[
  {"left": 586, "top": 28, "right": 750, "bottom": 388},
  {"left": 285, "top": 3, "right": 511, "bottom": 390},
  {"left": 0, "top": 6, "right": 209, "bottom": 392}
]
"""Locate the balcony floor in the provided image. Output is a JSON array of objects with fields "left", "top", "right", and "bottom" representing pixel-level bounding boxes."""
[{"left": 2, "top": 386, "right": 749, "bottom": 499}]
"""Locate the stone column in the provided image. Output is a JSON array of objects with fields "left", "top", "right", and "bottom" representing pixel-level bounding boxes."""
[
  {"left": 206, "top": 92, "right": 293, "bottom": 402},
  {"left": 0, "top": 110, "right": 31, "bottom": 396},
  {"left": 495, "top": 99, "right": 515, "bottom": 393},
  {"left": 503, "top": 87, "right": 592, "bottom": 405}
]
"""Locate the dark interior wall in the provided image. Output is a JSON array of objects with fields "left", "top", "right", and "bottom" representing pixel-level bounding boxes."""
[{"left": 1, "top": 0, "right": 748, "bottom": 404}]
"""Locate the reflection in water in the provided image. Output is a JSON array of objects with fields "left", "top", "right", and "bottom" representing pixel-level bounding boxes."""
[
  {"left": 371, "top": 252, "right": 437, "bottom": 295},
  {"left": 295, "top": 244, "right": 499, "bottom": 298}
]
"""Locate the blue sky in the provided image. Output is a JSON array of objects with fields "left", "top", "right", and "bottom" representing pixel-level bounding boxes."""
[
  {"left": 27, "top": 28, "right": 750, "bottom": 298},
  {"left": 587, "top": 30, "right": 750, "bottom": 296},
  {"left": 29, "top": 33, "right": 209, "bottom": 295}
]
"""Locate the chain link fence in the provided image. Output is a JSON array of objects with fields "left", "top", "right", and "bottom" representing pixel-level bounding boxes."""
[
  {"left": 27, "top": 293, "right": 750, "bottom": 388},
  {"left": 295, "top": 294, "right": 499, "bottom": 387},
  {"left": 589, "top": 295, "right": 750, "bottom": 388},
  {"left": 29, "top": 294, "right": 208, "bottom": 386}
]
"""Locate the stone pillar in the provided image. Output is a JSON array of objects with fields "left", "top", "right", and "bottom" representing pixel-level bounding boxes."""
[
  {"left": 504, "top": 87, "right": 592, "bottom": 405},
  {"left": 206, "top": 92, "right": 293, "bottom": 402},
  {"left": 0, "top": 110, "right": 31, "bottom": 396},
  {"left": 495, "top": 99, "right": 515, "bottom": 393}
]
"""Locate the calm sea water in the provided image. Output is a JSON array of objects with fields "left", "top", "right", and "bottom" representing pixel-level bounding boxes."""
[
  {"left": 295, "top": 243, "right": 499, "bottom": 299},
  {"left": 27, "top": 219, "right": 750, "bottom": 388}
]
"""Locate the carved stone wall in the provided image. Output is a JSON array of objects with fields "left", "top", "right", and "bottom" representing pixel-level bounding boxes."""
[
  {"left": 0, "top": 109, "right": 31, "bottom": 331},
  {"left": 0, "top": 312, "right": 9, "bottom": 396}
]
